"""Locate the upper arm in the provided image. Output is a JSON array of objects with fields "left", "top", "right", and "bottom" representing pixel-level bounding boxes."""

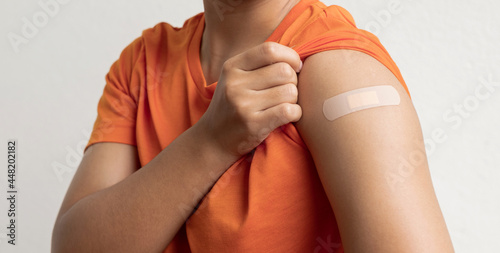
[
  {"left": 55, "top": 142, "right": 140, "bottom": 222},
  {"left": 296, "top": 50, "right": 454, "bottom": 252}
]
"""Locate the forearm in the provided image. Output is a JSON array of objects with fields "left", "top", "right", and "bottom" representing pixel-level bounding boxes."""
[{"left": 52, "top": 125, "right": 238, "bottom": 253}]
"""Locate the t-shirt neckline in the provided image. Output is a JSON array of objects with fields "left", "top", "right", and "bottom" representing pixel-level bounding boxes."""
[{"left": 187, "top": 0, "right": 317, "bottom": 98}]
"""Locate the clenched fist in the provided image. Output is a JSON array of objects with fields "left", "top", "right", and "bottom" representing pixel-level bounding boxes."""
[{"left": 197, "top": 42, "right": 303, "bottom": 157}]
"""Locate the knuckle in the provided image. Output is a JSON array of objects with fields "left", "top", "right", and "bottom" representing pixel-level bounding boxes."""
[
  {"left": 285, "top": 83, "right": 298, "bottom": 99},
  {"left": 262, "top": 42, "right": 278, "bottom": 58},
  {"left": 279, "top": 104, "right": 292, "bottom": 122},
  {"left": 290, "top": 70, "right": 298, "bottom": 84},
  {"left": 275, "top": 84, "right": 297, "bottom": 102},
  {"left": 280, "top": 103, "right": 300, "bottom": 122},
  {"left": 277, "top": 62, "right": 294, "bottom": 79}
]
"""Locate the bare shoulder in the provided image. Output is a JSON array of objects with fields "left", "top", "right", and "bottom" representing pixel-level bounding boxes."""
[
  {"left": 295, "top": 49, "right": 454, "bottom": 252},
  {"left": 296, "top": 49, "right": 420, "bottom": 159}
]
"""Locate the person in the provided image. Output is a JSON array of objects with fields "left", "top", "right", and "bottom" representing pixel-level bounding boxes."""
[{"left": 52, "top": 0, "right": 455, "bottom": 252}]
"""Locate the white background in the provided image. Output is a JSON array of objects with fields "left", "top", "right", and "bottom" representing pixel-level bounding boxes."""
[{"left": 0, "top": 0, "right": 498, "bottom": 252}]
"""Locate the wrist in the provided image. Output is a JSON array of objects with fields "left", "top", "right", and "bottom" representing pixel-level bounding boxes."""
[{"left": 188, "top": 122, "right": 240, "bottom": 171}]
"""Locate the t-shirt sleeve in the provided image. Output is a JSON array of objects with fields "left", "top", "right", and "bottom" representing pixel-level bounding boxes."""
[
  {"left": 84, "top": 37, "right": 144, "bottom": 152},
  {"left": 291, "top": 5, "right": 410, "bottom": 97}
]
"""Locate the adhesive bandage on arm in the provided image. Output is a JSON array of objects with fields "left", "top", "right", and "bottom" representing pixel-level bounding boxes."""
[{"left": 322, "top": 85, "right": 401, "bottom": 121}]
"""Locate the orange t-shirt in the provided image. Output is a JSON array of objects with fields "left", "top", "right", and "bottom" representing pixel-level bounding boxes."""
[{"left": 85, "top": 0, "right": 408, "bottom": 252}]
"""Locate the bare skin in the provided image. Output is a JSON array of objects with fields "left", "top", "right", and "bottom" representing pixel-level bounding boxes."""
[
  {"left": 52, "top": 0, "right": 454, "bottom": 252},
  {"left": 296, "top": 49, "right": 455, "bottom": 252},
  {"left": 201, "top": 0, "right": 301, "bottom": 84}
]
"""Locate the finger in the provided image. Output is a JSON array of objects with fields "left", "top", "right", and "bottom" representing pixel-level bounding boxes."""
[
  {"left": 257, "top": 103, "right": 302, "bottom": 132},
  {"left": 233, "top": 42, "right": 303, "bottom": 72},
  {"left": 245, "top": 62, "right": 298, "bottom": 90},
  {"left": 252, "top": 83, "right": 298, "bottom": 111}
]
